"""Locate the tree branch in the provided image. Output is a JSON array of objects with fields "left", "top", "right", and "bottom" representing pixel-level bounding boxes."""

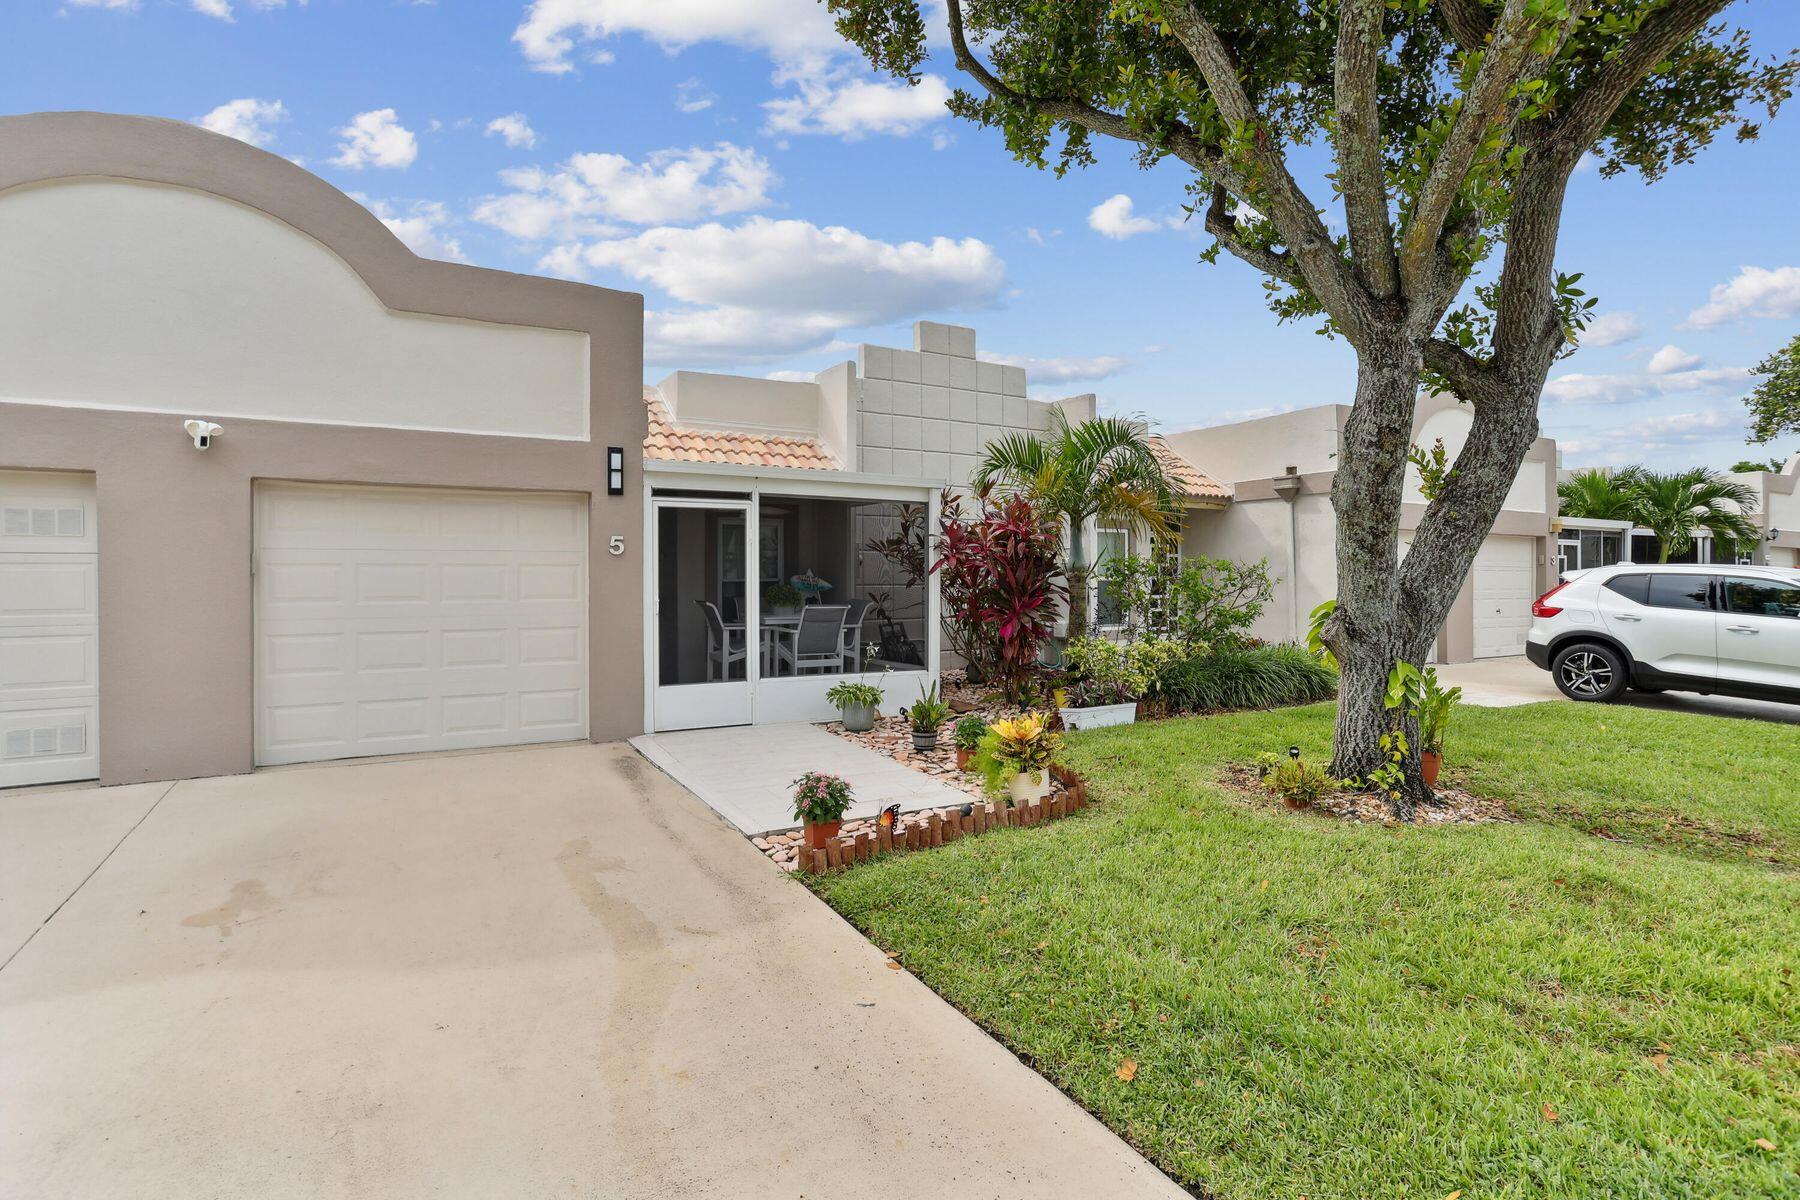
[
  {"left": 1334, "top": 0, "right": 1399, "bottom": 298},
  {"left": 1437, "top": 0, "right": 1494, "bottom": 53},
  {"left": 1399, "top": 0, "right": 1546, "bottom": 296},
  {"left": 1160, "top": 2, "right": 1374, "bottom": 342},
  {"left": 1554, "top": 0, "right": 1734, "bottom": 157},
  {"left": 1205, "top": 186, "right": 1300, "bottom": 284},
  {"left": 1491, "top": 0, "right": 1729, "bottom": 368},
  {"left": 1422, "top": 336, "right": 1503, "bottom": 406},
  {"left": 942, "top": 0, "right": 1223, "bottom": 176}
]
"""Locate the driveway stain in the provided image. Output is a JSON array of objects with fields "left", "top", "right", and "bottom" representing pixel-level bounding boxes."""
[
  {"left": 553, "top": 837, "right": 690, "bottom": 1190},
  {"left": 180, "top": 880, "right": 277, "bottom": 938}
]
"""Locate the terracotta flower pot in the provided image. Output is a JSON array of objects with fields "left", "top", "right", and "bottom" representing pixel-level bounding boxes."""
[
  {"left": 803, "top": 819, "right": 842, "bottom": 849},
  {"left": 955, "top": 747, "right": 974, "bottom": 770},
  {"left": 1421, "top": 750, "right": 1442, "bottom": 788}
]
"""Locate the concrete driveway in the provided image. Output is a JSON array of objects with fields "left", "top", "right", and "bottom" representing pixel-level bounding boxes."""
[
  {"left": 1437, "top": 655, "right": 1800, "bottom": 724},
  {"left": 1, "top": 743, "right": 1183, "bottom": 1200}
]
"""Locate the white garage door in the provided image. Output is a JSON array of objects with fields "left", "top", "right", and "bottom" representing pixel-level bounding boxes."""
[
  {"left": 0, "top": 471, "right": 100, "bottom": 788},
  {"left": 1472, "top": 536, "right": 1536, "bottom": 659},
  {"left": 255, "top": 482, "right": 588, "bottom": 766}
]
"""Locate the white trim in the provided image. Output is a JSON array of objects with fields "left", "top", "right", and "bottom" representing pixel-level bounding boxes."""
[
  {"left": 648, "top": 494, "right": 756, "bottom": 731},
  {"left": 645, "top": 459, "right": 941, "bottom": 497}
]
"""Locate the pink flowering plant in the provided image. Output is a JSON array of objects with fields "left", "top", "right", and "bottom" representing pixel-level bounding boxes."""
[{"left": 791, "top": 771, "right": 854, "bottom": 825}]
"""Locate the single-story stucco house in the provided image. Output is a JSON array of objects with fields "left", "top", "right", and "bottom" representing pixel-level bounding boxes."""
[{"left": 1, "top": 110, "right": 1558, "bottom": 790}]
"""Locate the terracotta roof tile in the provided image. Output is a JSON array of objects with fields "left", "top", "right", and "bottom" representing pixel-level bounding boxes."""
[
  {"left": 643, "top": 389, "right": 841, "bottom": 471},
  {"left": 1149, "top": 435, "right": 1230, "bottom": 504}
]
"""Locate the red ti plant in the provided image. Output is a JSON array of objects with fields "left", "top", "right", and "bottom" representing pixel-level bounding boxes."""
[{"left": 932, "top": 487, "right": 1066, "bottom": 702}]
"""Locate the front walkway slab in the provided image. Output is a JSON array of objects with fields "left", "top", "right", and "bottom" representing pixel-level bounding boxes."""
[
  {"left": 631, "top": 722, "right": 972, "bottom": 835},
  {"left": 0, "top": 743, "right": 1183, "bottom": 1200}
]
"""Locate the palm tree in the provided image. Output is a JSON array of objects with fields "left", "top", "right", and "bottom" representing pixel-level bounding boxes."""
[
  {"left": 973, "top": 412, "right": 1175, "bottom": 640},
  {"left": 1627, "top": 468, "right": 1760, "bottom": 563},
  {"left": 1556, "top": 467, "right": 1643, "bottom": 521}
]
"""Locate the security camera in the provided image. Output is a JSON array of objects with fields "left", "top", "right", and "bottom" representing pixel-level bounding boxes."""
[{"left": 183, "top": 419, "right": 222, "bottom": 451}]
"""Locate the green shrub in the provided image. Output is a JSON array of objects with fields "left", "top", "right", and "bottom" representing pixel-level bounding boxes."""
[
  {"left": 1065, "top": 635, "right": 1203, "bottom": 699},
  {"left": 1158, "top": 643, "right": 1337, "bottom": 713},
  {"left": 1260, "top": 755, "right": 1332, "bottom": 807}
]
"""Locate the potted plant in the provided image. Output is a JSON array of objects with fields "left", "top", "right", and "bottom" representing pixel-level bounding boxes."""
[
  {"left": 973, "top": 712, "right": 1063, "bottom": 805},
  {"left": 791, "top": 770, "right": 854, "bottom": 849},
  {"left": 952, "top": 715, "right": 988, "bottom": 770},
  {"left": 763, "top": 581, "right": 804, "bottom": 618},
  {"left": 1416, "top": 669, "right": 1463, "bottom": 788},
  {"left": 906, "top": 680, "right": 952, "bottom": 751},
  {"left": 825, "top": 679, "right": 884, "bottom": 733},
  {"left": 1056, "top": 678, "right": 1138, "bottom": 730}
]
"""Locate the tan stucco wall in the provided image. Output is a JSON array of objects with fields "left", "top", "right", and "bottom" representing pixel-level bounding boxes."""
[{"left": 0, "top": 113, "right": 645, "bottom": 785}]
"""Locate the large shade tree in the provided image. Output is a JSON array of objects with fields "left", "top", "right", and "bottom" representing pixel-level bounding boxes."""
[
  {"left": 1745, "top": 331, "right": 1800, "bottom": 448},
  {"left": 828, "top": 0, "right": 1793, "bottom": 812}
]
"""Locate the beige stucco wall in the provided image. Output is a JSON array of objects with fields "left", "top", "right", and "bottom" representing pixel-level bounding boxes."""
[
  {"left": 1164, "top": 406, "right": 1348, "bottom": 484},
  {"left": 0, "top": 113, "right": 645, "bottom": 786},
  {"left": 0, "top": 178, "right": 591, "bottom": 440}
]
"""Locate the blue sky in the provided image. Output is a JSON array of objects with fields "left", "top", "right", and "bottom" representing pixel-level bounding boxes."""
[{"left": 5, "top": 0, "right": 1798, "bottom": 471}]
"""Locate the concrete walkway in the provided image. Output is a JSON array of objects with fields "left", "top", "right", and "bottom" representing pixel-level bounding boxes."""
[
  {"left": 631, "top": 722, "right": 971, "bottom": 835},
  {"left": 0, "top": 743, "right": 1183, "bottom": 1200},
  {"left": 1437, "top": 655, "right": 1799, "bottom": 723}
]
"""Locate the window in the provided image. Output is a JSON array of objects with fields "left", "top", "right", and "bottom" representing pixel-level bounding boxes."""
[
  {"left": 1094, "top": 527, "right": 1129, "bottom": 627},
  {"left": 1602, "top": 574, "right": 1649, "bottom": 605},
  {"left": 1646, "top": 574, "right": 1713, "bottom": 612},
  {"left": 1723, "top": 577, "right": 1800, "bottom": 619}
]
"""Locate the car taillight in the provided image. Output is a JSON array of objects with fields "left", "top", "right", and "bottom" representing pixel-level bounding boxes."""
[{"left": 1531, "top": 582, "right": 1571, "bottom": 618}]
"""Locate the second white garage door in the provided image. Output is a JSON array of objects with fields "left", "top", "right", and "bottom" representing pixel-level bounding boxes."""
[
  {"left": 254, "top": 482, "right": 588, "bottom": 766},
  {"left": 1472, "top": 536, "right": 1536, "bottom": 659}
]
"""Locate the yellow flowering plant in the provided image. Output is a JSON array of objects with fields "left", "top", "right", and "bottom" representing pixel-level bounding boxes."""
[{"left": 971, "top": 712, "right": 1063, "bottom": 799}]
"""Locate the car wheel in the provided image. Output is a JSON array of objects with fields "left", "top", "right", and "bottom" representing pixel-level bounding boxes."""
[{"left": 1552, "top": 643, "right": 1627, "bottom": 702}]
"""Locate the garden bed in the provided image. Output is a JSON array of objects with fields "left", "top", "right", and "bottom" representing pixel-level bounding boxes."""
[{"left": 1218, "top": 763, "right": 1514, "bottom": 825}]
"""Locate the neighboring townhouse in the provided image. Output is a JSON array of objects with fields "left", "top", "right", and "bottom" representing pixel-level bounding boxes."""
[
  {"left": 1730, "top": 455, "right": 1800, "bottom": 569},
  {"left": 1162, "top": 396, "right": 1560, "bottom": 662}
]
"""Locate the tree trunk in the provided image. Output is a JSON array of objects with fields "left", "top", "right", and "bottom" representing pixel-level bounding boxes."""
[
  {"left": 1323, "top": 344, "right": 1435, "bottom": 819},
  {"left": 1066, "top": 521, "right": 1090, "bottom": 640}
]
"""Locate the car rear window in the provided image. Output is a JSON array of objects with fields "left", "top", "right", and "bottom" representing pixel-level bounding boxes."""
[
  {"left": 1646, "top": 574, "right": 1713, "bottom": 611},
  {"left": 1602, "top": 574, "right": 1649, "bottom": 604},
  {"left": 1723, "top": 577, "right": 1800, "bottom": 619}
]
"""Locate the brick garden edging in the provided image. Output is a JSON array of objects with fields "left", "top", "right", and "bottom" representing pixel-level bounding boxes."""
[{"left": 785, "top": 765, "right": 1089, "bottom": 875}]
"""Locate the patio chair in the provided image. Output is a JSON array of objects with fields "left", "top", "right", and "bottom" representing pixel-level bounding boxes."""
[
  {"left": 697, "top": 600, "right": 747, "bottom": 681},
  {"left": 776, "top": 604, "right": 849, "bottom": 677},
  {"left": 838, "top": 598, "right": 871, "bottom": 671}
]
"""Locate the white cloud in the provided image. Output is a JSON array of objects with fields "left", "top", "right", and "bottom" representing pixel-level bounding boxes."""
[
  {"left": 187, "top": 0, "right": 300, "bottom": 19},
  {"left": 1087, "top": 194, "right": 1183, "bottom": 240},
  {"left": 358, "top": 196, "right": 466, "bottom": 262},
  {"left": 68, "top": 0, "right": 139, "bottom": 9},
  {"left": 763, "top": 66, "right": 951, "bottom": 139},
  {"left": 513, "top": 0, "right": 839, "bottom": 74},
  {"left": 332, "top": 109, "right": 418, "bottom": 170},
  {"left": 546, "top": 216, "right": 1005, "bottom": 363},
  {"left": 485, "top": 113, "right": 538, "bottom": 149},
  {"left": 1685, "top": 265, "right": 1800, "bottom": 328},
  {"left": 986, "top": 352, "right": 1127, "bottom": 387},
  {"left": 1646, "top": 344, "right": 1702, "bottom": 375},
  {"left": 1543, "top": 365, "right": 1750, "bottom": 406},
  {"left": 1554, "top": 409, "right": 1747, "bottom": 465},
  {"left": 193, "top": 98, "right": 286, "bottom": 147},
  {"left": 765, "top": 369, "right": 814, "bottom": 383},
  {"left": 675, "top": 78, "right": 716, "bottom": 114},
  {"left": 1580, "top": 310, "right": 1641, "bottom": 348},
  {"left": 473, "top": 142, "right": 775, "bottom": 238}
]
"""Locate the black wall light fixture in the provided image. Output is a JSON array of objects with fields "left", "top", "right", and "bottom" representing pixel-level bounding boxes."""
[{"left": 607, "top": 446, "right": 624, "bottom": 496}]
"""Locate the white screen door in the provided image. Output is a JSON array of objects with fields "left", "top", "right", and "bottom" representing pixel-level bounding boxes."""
[{"left": 653, "top": 498, "right": 757, "bottom": 730}]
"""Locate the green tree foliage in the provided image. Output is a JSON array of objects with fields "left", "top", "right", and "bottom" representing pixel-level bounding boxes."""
[{"left": 1745, "top": 331, "right": 1800, "bottom": 446}]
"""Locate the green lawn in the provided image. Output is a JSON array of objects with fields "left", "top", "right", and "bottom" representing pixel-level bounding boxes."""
[{"left": 811, "top": 702, "right": 1799, "bottom": 1199}]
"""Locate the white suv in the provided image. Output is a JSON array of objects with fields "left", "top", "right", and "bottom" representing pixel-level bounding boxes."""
[{"left": 1526, "top": 563, "right": 1800, "bottom": 704}]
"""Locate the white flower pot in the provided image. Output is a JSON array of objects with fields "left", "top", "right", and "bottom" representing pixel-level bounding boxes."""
[
  {"left": 1058, "top": 702, "right": 1138, "bottom": 731},
  {"left": 1008, "top": 769, "right": 1050, "bottom": 805}
]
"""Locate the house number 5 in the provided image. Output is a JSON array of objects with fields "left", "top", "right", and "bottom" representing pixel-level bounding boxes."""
[{"left": 608, "top": 535, "right": 626, "bottom": 556}]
